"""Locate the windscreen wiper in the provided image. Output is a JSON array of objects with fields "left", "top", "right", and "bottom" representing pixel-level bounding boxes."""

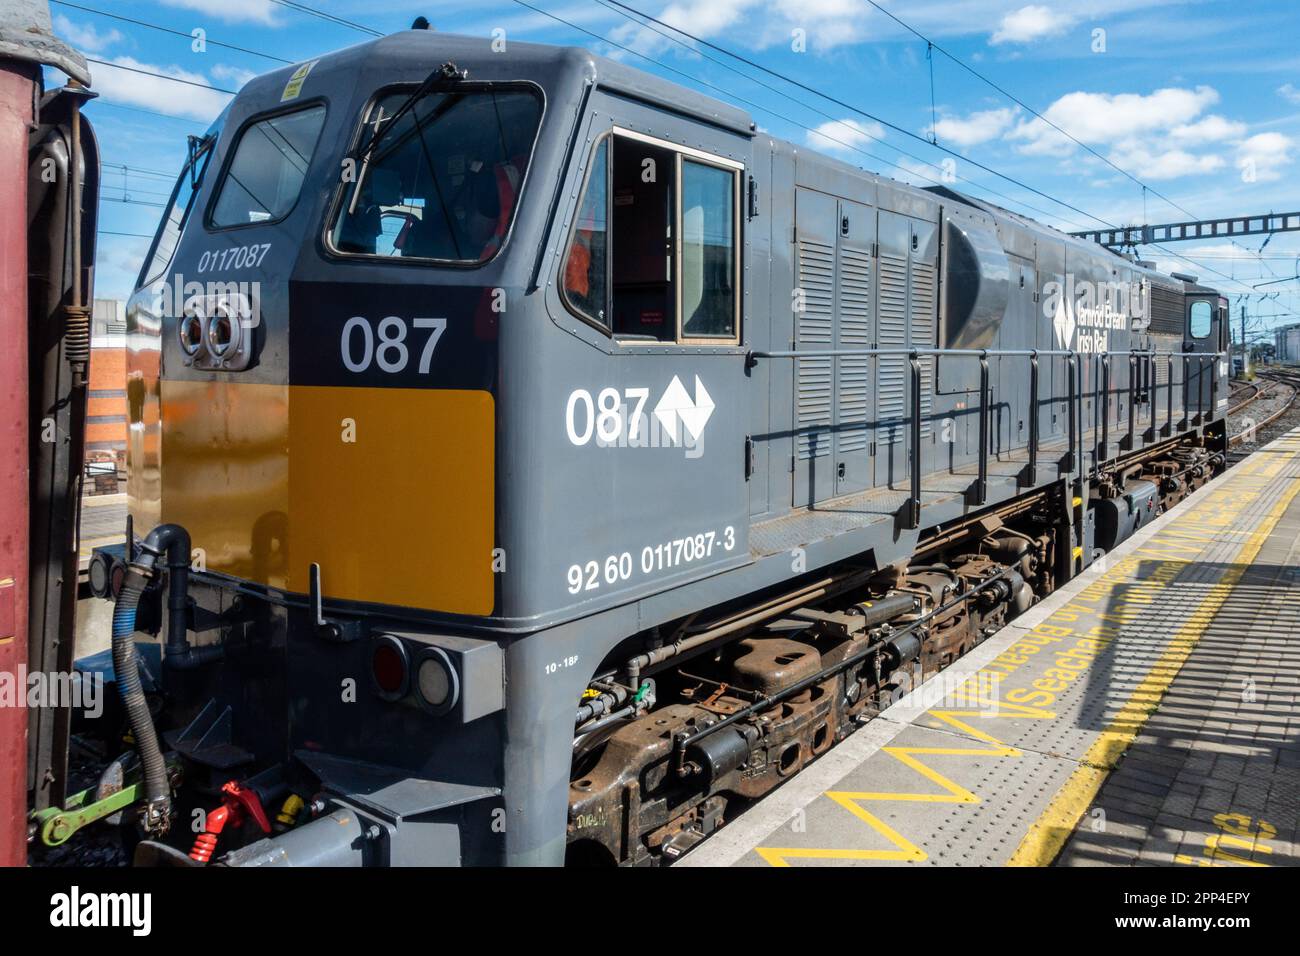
[
  {"left": 347, "top": 61, "right": 468, "bottom": 214},
  {"left": 185, "top": 133, "right": 214, "bottom": 190}
]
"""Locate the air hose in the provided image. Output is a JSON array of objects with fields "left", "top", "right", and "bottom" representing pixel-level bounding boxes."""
[{"left": 111, "top": 523, "right": 192, "bottom": 835}]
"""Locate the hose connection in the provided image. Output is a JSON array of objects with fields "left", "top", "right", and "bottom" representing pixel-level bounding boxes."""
[{"left": 111, "top": 522, "right": 193, "bottom": 836}]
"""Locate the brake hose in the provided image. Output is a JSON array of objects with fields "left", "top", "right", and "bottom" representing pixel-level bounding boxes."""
[{"left": 111, "top": 523, "right": 191, "bottom": 835}]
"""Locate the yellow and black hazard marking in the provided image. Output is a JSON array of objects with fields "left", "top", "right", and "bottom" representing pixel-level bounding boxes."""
[
  {"left": 756, "top": 696, "right": 1055, "bottom": 866},
  {"left": 721, "top": 434, "right": 1300, "bottom": 868}
]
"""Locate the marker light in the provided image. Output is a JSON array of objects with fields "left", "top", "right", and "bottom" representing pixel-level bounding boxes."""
[
  {"left": 370, "top": 636, "right": 409, "bottom": 700},
  {"left": 88, "top": 552, "right": 111, "bottom": 598},
  {"left": 415, "top": 648, "right": 459, "bottom": 716}
]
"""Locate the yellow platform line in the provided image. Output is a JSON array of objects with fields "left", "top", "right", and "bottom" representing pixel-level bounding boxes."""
[
  {"left": 755, "top": 698, "right": 1055, "bottom": 866},
  {"left": 756, "top": 437, "right": 1300, "bottom": 868},
  {"left": 1008, "top": 468, "right": 1300, "bottom": 866}
]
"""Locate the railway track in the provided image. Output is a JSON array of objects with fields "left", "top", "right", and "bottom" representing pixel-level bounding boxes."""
[
  {"left": 1226, "top": 371, "right": 1299, "bottom": 462},
  {"left": 1227, "top": 379, "right": 1263, "bottom": 415}
]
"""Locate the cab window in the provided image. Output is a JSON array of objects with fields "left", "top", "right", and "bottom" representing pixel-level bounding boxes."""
[
  {"left": 563, "top": 137, "right": 609, "bottom": 324},
  {"left": 562, "top": 130, "right": 741, "bottom": 344},
  {"left": 210, "top": 105, "right": 326, "bottom": 228},
  {"left": 1189, "top": 300, "right": 1212, "bottom": 339},
  {"left": 680, "top": 159, "right": 737, "bottom": 339},
  {"left": 330, "top": 86, "right": 542, "bottom": 263},
  {"left": 138, "top": 132, "right": 215, "bottom": 288}
]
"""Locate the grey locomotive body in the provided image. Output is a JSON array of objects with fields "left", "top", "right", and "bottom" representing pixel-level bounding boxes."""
[{"left": 80, "top": 30, "right": 1226, "bottom": 866}]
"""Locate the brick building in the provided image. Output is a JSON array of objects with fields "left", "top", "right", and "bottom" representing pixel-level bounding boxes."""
[{"left": 86, "top": 298, "right": 127, "bottom": 490}]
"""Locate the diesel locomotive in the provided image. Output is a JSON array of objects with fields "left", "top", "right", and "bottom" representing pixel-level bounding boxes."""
[{"left": 64, "top": 29, "right": 1228, "bottom": 866}]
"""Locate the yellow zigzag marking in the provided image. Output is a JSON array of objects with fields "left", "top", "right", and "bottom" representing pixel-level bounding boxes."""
[{"left": 756, "top": 696, "right": 1056, "bottom": 866}]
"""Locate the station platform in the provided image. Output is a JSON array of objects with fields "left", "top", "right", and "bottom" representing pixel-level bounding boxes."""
[
  {"left": 679, "top": 428, "right": 1300, "bottom": 868},
  {"left": 76, "top": 492, "right": 126, "bottom": 578}
]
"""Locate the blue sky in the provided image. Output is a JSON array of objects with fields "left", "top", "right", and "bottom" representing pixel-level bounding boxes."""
[{"left": 53, "top": 0, "right": 1300, "bottom": 341}]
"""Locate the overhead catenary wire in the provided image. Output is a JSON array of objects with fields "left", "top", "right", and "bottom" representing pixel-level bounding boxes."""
[
  {"left": 852, "top": 0, "right": 1289, "bottom": 289},
  {"left": 266, "top": 0, "right": 383, "bottom": 37},
  {"left": 51, "top": 1, "right": 294, "bottom": 63},
  {"left": 596, "top": 0, "right": 1115, "bottom": 228},
  {"left": 594, "top": 1, "right": 1265, "bottom": 293},
  {"left": 77, "top": 2, "right": 1285, "bottom": 297},
  {"left": 87, "top": 101, "right": 209, "bottom": 128},
  {"left": 99, "top": 195, "right": 167, "bottom": 208},
  {"left": 583, "top": 0, "right": 1094, "bottom": 230},
  {"left": 103, "top": 162, "right": 182, "bottom": 181},
  {"left": 855, "top": 0, "right": 1201, "bottom": 224},
  {"left": 86, "top": 57, "right": 237, "bottom": 95}
]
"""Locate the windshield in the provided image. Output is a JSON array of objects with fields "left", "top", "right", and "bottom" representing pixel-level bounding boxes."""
[{"left": 331, "top": 86, "right": 542, "bottom": 264}]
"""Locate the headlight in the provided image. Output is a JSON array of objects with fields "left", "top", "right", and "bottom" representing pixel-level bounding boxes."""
[
  {"left": 178, "top": 313, "right": 205, "bottom": 357},
  {"left": 206, "top": 306, "right": 237, "bottom": 359}
]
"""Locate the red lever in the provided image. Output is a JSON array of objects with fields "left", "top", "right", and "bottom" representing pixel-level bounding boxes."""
[
  {"left": 221, "top": 780, "right": 272, "bottom": 834},
  {"left": 188, "top": 780, "right": 273, "bottom": 863}
]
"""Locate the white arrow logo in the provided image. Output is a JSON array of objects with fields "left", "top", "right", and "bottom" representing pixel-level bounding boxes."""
[
  {"left": 654, "top": 374, "right": 715, "bottom": 443},
  {"left": 1052, "top": 289, "right": 1076, "bottom": 349}
]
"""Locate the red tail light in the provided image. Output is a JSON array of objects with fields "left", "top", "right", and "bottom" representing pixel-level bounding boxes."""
[{"left": 370, "top": 636, "right": 409, "bottom": 700}]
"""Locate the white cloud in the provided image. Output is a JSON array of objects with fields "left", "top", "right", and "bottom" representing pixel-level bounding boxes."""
[
  {"left": 771, "top": 0, "right": 872, "bottom": 49},
  {"left": 1237, "top": 132, "right": 1294, "bottom": 183},
  {"left": 612, "top": 0, "right": 872, "bottom": 55},
  {"left": 1169, "top": 115, "right": 1247, "bottom": 142},
  {"left": 1009, "top": 86, "right": 1221, "bottom": 154},
  {"left": 990, "top": 5, "right": 1074, "bottom": 45},
  {"left": 1107, "top": 144, "right": 1225, "bottom": 180},
  {"left": 54, "top": 14, "right": 124, "bottom": 52},
  {"left": 158, "top": 0, "right": 281, "bottom": 26},
  {"left": 658, "top": 0, "right": 757, "bottom": 38},
  {"left": 806, "top": 118, "right": 885, "bottom": 155},
  {"left": 211, "top": 64, "right": 259, "bottom": 88},
  {"left": 1278, "top": 83, "right": 1300, "bottom": 105},
  {"left": 91, "top": 57, "right": 232, "bottom": 122},
  {"left": 893, "top": 157, "right": 947, "bottom": 188},
  {"left": 610, "top": 0, "right": 758, "bottom": 55},
  {"left": 930, "top": 107, "right": 1020, "bottom": 148}
]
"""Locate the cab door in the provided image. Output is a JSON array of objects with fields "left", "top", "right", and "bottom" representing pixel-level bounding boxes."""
[{"left": 1186, "top": 295, "right": 1222, "bottom": 420}]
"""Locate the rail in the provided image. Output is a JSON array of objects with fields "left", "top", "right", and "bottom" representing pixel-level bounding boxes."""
[{"left": 746, "top": 346, "right": 1226, "bottom": 529}]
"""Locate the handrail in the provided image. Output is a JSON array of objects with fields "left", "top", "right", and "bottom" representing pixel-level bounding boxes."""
[
  {"left": 749, "top": 345, "right": 1226, "bottom": 530},
  {"left": 748, "top": 347, "right": 1225, "bottom": 360}
]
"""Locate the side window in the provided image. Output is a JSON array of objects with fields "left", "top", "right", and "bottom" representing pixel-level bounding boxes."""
[
  {"left": 680, "top": 159, "right": 737, "bottom": 340},
  {"left": 1189, "top": 300, "right": 1212, "bottom": 339},
  {"left": 562, "top": 137, "right": 609, "bottom": 326},
  {"left": 138, "top": 135, "right": 214, "bottom": 288},
  {"left": 560, "top": 131, "right": 740, "bottom": 344},
  {"left": 209, "top": 105, "right": 326, "bottom": 228}
]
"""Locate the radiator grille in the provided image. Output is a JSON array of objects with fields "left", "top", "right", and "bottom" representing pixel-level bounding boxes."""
[{"left": 796, "top": 238, "right": 834, "bottom": 461}]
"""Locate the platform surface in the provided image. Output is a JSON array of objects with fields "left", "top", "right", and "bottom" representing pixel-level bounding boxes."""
[
  {"left": 679, "top": 428, "right": 1300, "bottom": 868},
  {"left": 77, "top": 492, "right": 126, "bottom": 574}
]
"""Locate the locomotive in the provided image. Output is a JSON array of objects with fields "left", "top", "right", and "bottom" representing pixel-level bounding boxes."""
[{"left": 63, "top": 29, "right": 1227, "bottom": 866}]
